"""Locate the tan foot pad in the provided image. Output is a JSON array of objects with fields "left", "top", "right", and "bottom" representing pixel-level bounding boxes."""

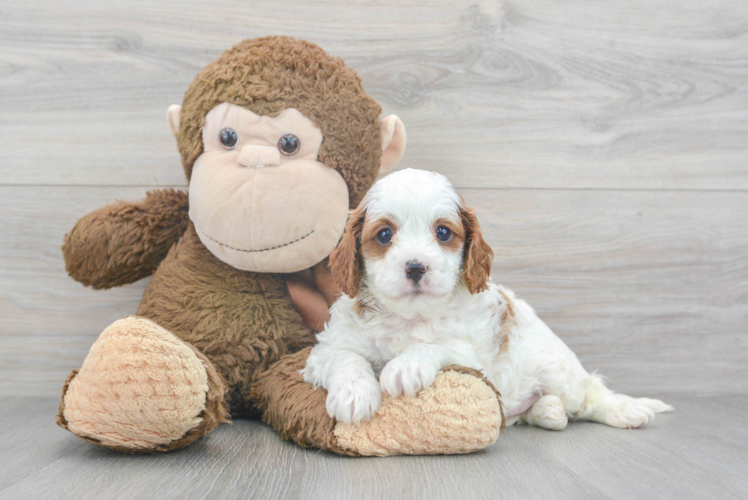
[
  {"left": 58, "top": 316, "right": 225, "bottom": 452},
  {"left": 334, "top": 367, "right": 504, "bottom": 456}
]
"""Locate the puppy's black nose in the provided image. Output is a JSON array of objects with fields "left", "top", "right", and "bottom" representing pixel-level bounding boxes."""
[{"left": 405, "top": 260, "right": 427, "bottom": 284}]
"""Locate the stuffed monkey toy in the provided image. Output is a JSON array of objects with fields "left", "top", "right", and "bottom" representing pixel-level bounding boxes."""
[{"left": 56, "top": 36, "right": 503, "bottom": 456}]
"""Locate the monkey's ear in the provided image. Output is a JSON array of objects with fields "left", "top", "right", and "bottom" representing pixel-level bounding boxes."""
[
  {"left": 166, "top": 105, "right": 181, "bottom": 138},
  {"left": 329, "top": 205, "right": 366, "bottom": 298},
  {"left": 379, "top": 115, "right": 406, "bottom": 175}
]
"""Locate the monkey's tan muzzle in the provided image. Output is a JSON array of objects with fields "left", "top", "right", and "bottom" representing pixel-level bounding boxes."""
[{"left": 237, "top": 145, "right": 281, "bottom": 168}]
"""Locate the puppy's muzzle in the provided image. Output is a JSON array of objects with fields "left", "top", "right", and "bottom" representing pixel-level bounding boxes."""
[{"left": 405, "top": 260, "right": 427, "bottom": 284}]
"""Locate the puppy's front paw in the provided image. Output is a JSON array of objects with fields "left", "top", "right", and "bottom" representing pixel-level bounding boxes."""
[
  {"left": 380, "top": 355, "right": 439, "bottom": 398},
  {"left": 326, "top": 376, "right": 382, "bottom": 425}
]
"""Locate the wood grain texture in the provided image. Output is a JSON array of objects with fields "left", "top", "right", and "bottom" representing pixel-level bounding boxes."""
[
  {"left": 1, "top": 186, "right": 745, "bottom": 396},
  {"left": 0, "top": 396, "right": 746, "bottom": 500},
  {"left": 1, "top": 0, "right": 747, "bottom": 188},
  {"left": 1, "top": 0, "right": 747, "bottom": 495}
]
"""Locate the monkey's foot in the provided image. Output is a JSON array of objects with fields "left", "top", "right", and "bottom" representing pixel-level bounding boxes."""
[
  {"left": 57, "top": 316, "right": 228, "bottom": 453},
  {"left": 251, "top": 348, "right": 504, "bottom": 456}
]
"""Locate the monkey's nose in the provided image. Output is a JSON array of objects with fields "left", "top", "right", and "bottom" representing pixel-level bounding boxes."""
[
  {"left": 237, "top": 145, "right": 280, "bottom": 168},
  {"left": 405, "top": 260, "right": 427, "bottom": 284}
]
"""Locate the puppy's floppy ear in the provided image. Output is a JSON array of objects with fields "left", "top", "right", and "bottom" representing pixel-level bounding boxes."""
[
  {"left": 329, "top": 204, "right": 366, "bottom": 298},
  {"left": 460, "top": 205, "right": 494, "bottom": 294}
]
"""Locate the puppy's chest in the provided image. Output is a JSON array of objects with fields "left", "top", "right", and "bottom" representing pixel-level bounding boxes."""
[{"left": 365, "top": 315, "right": 468, "bottom": 363}]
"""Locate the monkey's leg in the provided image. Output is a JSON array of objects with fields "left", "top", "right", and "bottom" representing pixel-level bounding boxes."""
[
  {"left": 57, "top": 316, "right": 229, "bottom": 453},
  {"left": 250, "top": 348, "right": 504, "bottom": 456}
]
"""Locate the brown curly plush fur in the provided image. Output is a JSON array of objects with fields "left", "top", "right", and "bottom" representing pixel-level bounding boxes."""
[
  {"left": 137, "top": 224, "right": 317, "bottom": 416},
  {"left": 250, "top": 347, "right": 356, "bottom": 455},
  {"left": 59, "top": 37, "right": 503, "bottom": 455},
  {"left": 177, "top": 36, "right": 384, "bottom": 208},
  {"left": 63, "top": 189, "right": 190, "bottom": 289},
  {"left": 58, "top": 36, "right": 387, "bottom": 452}
]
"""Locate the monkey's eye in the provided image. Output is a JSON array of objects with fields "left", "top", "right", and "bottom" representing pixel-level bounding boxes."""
[
  {"left": 436, "top": 226, "right": 452, "bottom": 242},
  {"left": 219, "top": 128, "right": 238, "bottom": 149},
  {"left": 376, "top": 227, "right": 393, "bottom": 245},
  {"left": 278, "top": 134, "right": 300, "bottom": 156}
]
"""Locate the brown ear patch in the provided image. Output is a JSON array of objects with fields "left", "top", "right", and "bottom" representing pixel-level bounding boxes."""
[
  {"left": 460, "top": 206, "right": 494, "bottom": 294},
  {"left": 329, "top": 205, "right": 366, "bottom": 298},
  {"left": 433, "top": 218, "right": 465, "bottom": 253},
  {"left": 360, "top": 216, "right": 397, "bottom": 260}
]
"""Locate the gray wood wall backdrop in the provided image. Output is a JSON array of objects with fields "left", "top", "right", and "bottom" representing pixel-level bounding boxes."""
[{"left": 1, "top": 0, "right": 746, "bottom": 398}]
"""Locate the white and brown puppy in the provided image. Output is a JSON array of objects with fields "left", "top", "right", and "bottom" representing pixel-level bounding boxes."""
[{"left": 302, "top": 168, "right": 672, "bottom": 429}]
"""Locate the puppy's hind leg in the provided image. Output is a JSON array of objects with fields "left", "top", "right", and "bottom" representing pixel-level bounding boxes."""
[
  {"left": 521, "top": 395, "right": 568, "bottom": 431},
  {"left": 574, "top": 374, "right": 673, "bottom": 429}
]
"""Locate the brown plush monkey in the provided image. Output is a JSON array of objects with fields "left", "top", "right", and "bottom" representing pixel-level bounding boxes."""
[{"left": 56, "top": 36, "right": 503, "bottom": 455}]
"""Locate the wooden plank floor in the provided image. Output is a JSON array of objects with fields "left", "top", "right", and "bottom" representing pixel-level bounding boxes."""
[
  {"left": 1, "top": 0, "right": 747, "bottom": 498},
  {"left": 1, "top": 396, "right": 746, "bottom": 500}
]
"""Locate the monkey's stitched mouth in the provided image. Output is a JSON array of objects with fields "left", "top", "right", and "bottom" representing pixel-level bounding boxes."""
[{"left": 196, "top": 227, "right": 315, "bottom": 253}]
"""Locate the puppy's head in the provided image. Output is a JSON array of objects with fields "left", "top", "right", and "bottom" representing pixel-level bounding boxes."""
[{"left": 329, "top": 169, "right": 493, "bottom": 312}]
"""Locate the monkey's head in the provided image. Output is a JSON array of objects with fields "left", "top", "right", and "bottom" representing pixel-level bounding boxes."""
[{"left": 166, "top": 36, "right": 406, "bottom": 273}]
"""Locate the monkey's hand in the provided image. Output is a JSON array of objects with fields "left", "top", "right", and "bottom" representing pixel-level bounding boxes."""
[{"left": 62, "top": 189, "right": 189, "bottom": 289}]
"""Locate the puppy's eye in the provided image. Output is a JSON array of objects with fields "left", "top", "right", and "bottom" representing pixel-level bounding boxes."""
[
  {"left": 436, "top": 226, "right": 452, "bottom": 242},
  {"left": 278, "top": 134, "right": 300, "bottom": 156},
  {"left": 219, "top": 128, "right": 238, "bottom": 149},
  {"left": 376, "top": 227, "right": 393, "bottom": 245}
]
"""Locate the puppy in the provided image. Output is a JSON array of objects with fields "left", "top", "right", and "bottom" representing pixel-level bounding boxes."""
[{"left": 302, "top": 168, "right": 672, "bottom": 429}]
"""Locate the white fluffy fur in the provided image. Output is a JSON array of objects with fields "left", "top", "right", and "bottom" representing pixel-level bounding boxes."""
[{"left": 302, "top": 169, "right": 672, "bottom": 428}]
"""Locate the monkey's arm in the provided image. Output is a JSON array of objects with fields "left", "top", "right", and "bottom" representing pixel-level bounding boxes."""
[
  {"left": 251, "top": 348, "right": 503, "bottom": 456},
  {"left": 62, "top": 189, "right": 190, "bottom": 289}
]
